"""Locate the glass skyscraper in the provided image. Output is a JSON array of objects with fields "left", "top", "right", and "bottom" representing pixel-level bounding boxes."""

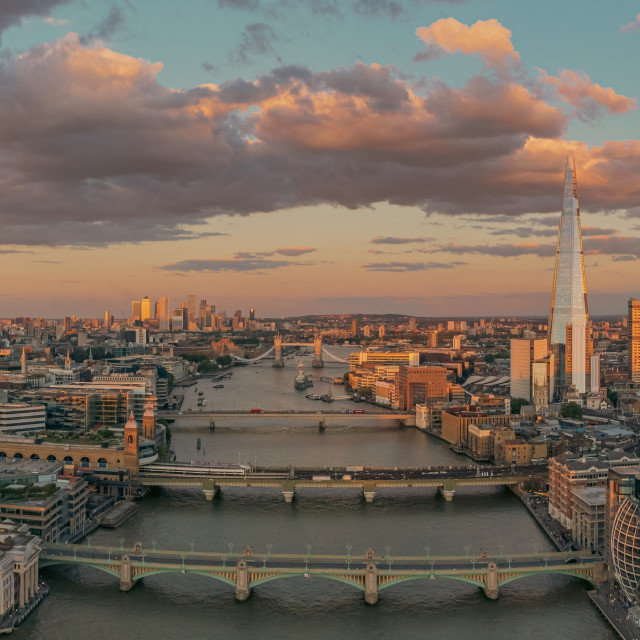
[{"left": 548, "top": 157, "right": 590, "bottom": 394}]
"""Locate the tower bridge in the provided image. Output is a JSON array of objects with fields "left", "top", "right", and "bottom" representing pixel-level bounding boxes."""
[
  {"left": 232, "top": 334, "right": 347, "bottom": 365},
  {"left": 39, "top": 542, "right": 606, "bottom": 605}
]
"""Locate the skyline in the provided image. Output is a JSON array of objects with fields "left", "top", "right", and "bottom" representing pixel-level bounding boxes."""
[{"left": 1, "top": 1, "right": 640, "bottom": 317}]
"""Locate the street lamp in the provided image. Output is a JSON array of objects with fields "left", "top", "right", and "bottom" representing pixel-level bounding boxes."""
[
  {"left": 119, "top": 538, "right": 125, "bottom": 551},
  {"left": 190, "top": 541, "right": 195, "bottom": 556},
  {"left": 228, "top": 543, "right": 234, "bottom": 557},
  {"left": 346, "top": 544, "right": 352, "bottom": 570},
  {"left": 464, "top": 545, "right": 470, "bottom": 559}
]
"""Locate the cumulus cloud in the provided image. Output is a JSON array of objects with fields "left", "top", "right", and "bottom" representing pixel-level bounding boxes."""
[
  {"left": 362, "top": 261, "right": 461, "bottom": 271},
  {"left": 0, "top": 35, "right": 638, "bottom": 249},
  {"left": 538, "top": 69, "right": 637, "bottom": 121},
  {"left": 621, "top": 13, "right": 640, "bottom": 33},
  {"left": 415, "top": 18, "right": 520, "bottom": 69}
]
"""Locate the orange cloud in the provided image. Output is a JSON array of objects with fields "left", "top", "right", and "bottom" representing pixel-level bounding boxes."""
[
  {"left": 538, "top": 69, "right": 637, "bottom": 120},
  {"left": 415, "top": 18, "right": 520, "bottom": 69}
]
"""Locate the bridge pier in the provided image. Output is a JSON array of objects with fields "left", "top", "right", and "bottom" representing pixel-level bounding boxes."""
[
  {"left": 119, "top": 554, "right": 134, "bottom": 592},
  {"left": 484, "top": 562, "right": 499, "bottom": 600},
  {"left": 203, "top": 486, "right": 220, "bottom": 501},
  {"left": 364, "top": 563, "right": 378, "bottom": 605},
  {"left": 282, "top": 480, "right": 295, "bottom": 503},
  {"left": 235, "top": 560, "right": 251, "bottom": 601},
  {"left": 363, "top": 482, "right": 376, "bottom": 503},
  {"left": 439, "top": 479, "right": 456, "bottom": 502},
  {"left": 312, "top": 334, "right": 324, "bottom": 368},
  {"left": 209, "top": 421, "right": 215, "bottom": 431},
  {"left": 318, "top": 420, "right": 325, "bottom": 431}
]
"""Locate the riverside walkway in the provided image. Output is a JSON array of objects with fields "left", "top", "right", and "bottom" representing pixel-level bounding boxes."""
[{"left": 39, "top": 542, "right": 606, "bottom": 605}]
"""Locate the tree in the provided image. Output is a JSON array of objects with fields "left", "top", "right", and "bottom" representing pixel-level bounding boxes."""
[
  {"left": 561, "top": 402, "right": 583, "bottom": 420},
  {"left": 359, "top": 386, "right": 374, "bottom": 399},
  {"left": 216, "top": 355, "right": 232, "bottom": 367},
  {"left": 484, "top": 354, "right": 495, "bottom": 364},
  {"left": 510, "top": 398, "right": 530, "bottom": 415}
]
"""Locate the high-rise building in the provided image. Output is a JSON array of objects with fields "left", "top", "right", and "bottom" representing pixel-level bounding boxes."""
[
  {"left": 630, "top": 298, "right": 640, "bottom": 383},
  {"left": 510, "top": 338, "right": 553, "bottom": 407},
  {"left": 157, "top": 297, "right": 171, "bottom": 332},
  {"left": 548, "top": 158, "right": 591, "bottom": 395},
  {"left": 172, "top": 307, "right": 188, "bottom": 332},
  {"left": 140, "top": 296, "right": 152, "bottom": 322},
  {"left": 187, "top": 295, "right": 197, "bottom": 323},
  {"left": 131, "top": 300, "right": 141, "bottom": 322}
]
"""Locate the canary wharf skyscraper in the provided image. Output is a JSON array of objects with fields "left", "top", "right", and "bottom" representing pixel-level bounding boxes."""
[{"left": 548, "top": 157, "right": 591, "bottom": 395}]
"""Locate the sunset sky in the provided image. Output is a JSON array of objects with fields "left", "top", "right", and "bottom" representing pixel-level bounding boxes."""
[{"left": 1, "top": 0, "right": 639, "bottom": 319}]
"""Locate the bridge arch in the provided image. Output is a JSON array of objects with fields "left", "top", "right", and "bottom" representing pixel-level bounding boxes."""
[
  {"left": 377, "top": 573, "right": 485, "bottom": 591},
  {"left": 498, "top": 568, "right": 596, "bottom": 588},
  {"left": 249, "top": 572, "right": 364, "bottom": 591},
  {"left": 47, "top": 455, "right": 57, "bottom": 462},
  {"left": 131, "top": 568, "right": 236, "bottom": 587},
  {"left": 30, "top": 453, "right": 40, "bottom": 460},
  {"left": 40, "top": 560, "right": 121, "bottom": 580},
  {"left": 13, "top": 452, "right": 23, "bottom": 459}
]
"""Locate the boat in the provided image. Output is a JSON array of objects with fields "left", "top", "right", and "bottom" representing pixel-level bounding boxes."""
[
  {"left": 196, "top": 438, "right": 201, "bottom": 450},
  {"left": 306, "top": 394, "right": 321, "bottom": 400},
  {"left": 214, "top": 384, "right": 224, "bottom": 389},
  {"left": 294, "top": 363, "right": 314, "bottom": 391},
  {"left": 198, "top": 391, "right": 204, "bottom": 396},
  {"left": 320, "top": 387, "right": 334, "bottom": 403}
]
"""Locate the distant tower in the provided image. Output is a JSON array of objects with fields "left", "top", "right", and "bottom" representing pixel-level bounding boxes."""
[
  {"left": 273, "top": 333, "right": 284, "bottom": 367},
  {"left": 548, "top": 157, "right": 591, "bottom": 395},
  {"left": 142, "top": 405, "right": 156, "bottom": 440},
  {"left": 20, "top": 348, "right": 26, "bottom": 375},
  {"left": 312, "top": 333, "right": 324, "bottom": 368},
  {"left": 65, "top": 348, "right": 72, "bottom": 370},
  {"left": 630, "top": 298, "right": 640, "bottom": 384}
]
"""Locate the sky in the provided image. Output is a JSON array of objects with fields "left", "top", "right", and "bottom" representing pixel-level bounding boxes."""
[{"left": 0, "top": 0, "right": 639, "bottom": 319}]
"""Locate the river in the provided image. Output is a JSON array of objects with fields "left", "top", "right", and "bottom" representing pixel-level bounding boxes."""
[{"left": 18, "top": 351, "right": 615, "bottom": 639}]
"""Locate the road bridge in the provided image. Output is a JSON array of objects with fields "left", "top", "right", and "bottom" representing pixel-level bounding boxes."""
[
  {"left": 136, "top": 463, "right": 546, "bottom": 502},
  {"left": 39, "top": 542, "right": 606, "bottom": 604}
]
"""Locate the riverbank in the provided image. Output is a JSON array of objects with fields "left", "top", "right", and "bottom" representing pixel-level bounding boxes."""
[
  {"left": 0, "top": 585, "right": 48, "bottom": 635},
  {"left": 589, "top": 588, "right": 640, "bottom": 640},
  {"left": 517, "top": 492, "right": 569, "bottom": 552}
]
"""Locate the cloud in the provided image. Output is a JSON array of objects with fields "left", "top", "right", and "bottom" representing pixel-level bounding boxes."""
[
  {"left": 229, "top": 22, "right": 278, "bottom": 66},
  {"left": 43, "top": 16, "right": 69, "bottom": 25},
  {"left": 217, "top": 0, "right": 261, "bottom": 10},
  {"left": 371, "top": 236, "right": 431, "bottom": 244},
  {"left": 352, "top": 0, "right": 404, "bottom": 20},
  {"left": 621, "top": 13, "right": 640, "bottom": 33},
  {"left": 274, "top": 247, "right": 317, "bottom": 256},
  {"left": 538, "top": 69, "right": 637, "bottom": 121},
  {"left": 362, "top": 261, "right": 461, "bottom": 271},
  {"left": 80, "top": 4, "right": 127, "bottom": 44},
  {"left": 202, "top": 61, "right": 219, "bottom": 74},
  {"left": 0, "top": 0, "right": 70, "bottom": 42},
  {"left": 0, "top": 35, "right": 639, "bottom": 249},
  {"left": 432, "top": 234, "right": 640, "bottom": 259},
  {"left": 160, "top": 257, "right": 299, "bottom": 272},
  {"left": 415, "top": 18, "right": 520, "bottom": 69}
]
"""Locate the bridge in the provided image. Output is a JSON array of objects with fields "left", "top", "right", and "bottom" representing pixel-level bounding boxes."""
[
  {"left": 39, "top": 542, "right": 606, "bottom": 605},
  {"left": 157, "top": 410, "right": 415, "bottom": 427},
  {"left": 233, "top": 334, "right": 348, "bottom": 366},
  {"left": 136, "top": 463, "right": 546, "bottom": 502}
]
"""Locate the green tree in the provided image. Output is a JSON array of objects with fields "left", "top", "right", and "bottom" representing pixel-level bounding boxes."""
[
  {"left": 484, "top": 354, "right": 495, "bottom": 364},
  {"left": 561, "top": 402, "right": 583, "bottom": 420},
  {"left": 216, "top": 355, "right": 232, "bottom": 367},
  {"left": 359, "top": 386, "right": 374, "bottom": 399},
  {"left": 510, "top": 398, "right": 530, "bottom": 415}
]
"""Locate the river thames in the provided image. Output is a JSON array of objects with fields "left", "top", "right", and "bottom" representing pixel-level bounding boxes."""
[{"left": 19, "top": 352, "right": 615, "bottom": 639}]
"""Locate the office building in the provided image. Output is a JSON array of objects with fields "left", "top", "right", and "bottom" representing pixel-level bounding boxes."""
[
  {"left": 131, "top": 300, "right": 141, "bottom": 322},
  {"left": 140, "top": 296, "right": 152, "bottom": 322},
  {"left": 510, "top": 338, "right": 553, "bottom": 407},
  {"left": 630, "top": 298, "right": 640, "bottom": 383},
  {"left": 548, "top": 158, "right": 591, "bottom": 395}
]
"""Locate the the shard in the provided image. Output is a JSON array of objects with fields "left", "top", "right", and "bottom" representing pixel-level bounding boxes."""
[{"left": 548, "top": 157, "right": 590, "bottom": 395}]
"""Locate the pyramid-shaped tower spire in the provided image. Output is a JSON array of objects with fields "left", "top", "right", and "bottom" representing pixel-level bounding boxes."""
[{"left": 548, "top": 157, "right": 590, "bottom": 394}]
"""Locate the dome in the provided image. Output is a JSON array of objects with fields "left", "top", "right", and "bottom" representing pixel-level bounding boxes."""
[{"left": 611, "top": 497, "right": 640, "bottom": 603}]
